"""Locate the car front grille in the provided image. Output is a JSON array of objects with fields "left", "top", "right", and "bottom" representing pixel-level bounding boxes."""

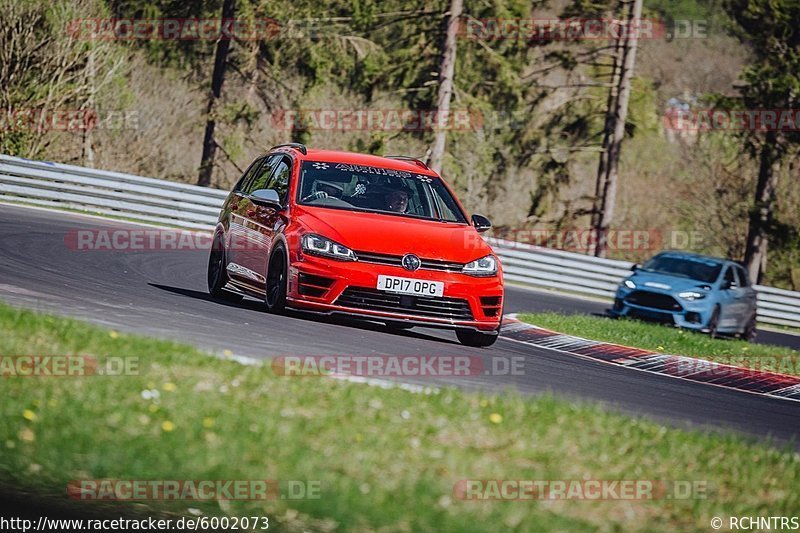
[
  {"left": 354, "top": 251, "right": 464, "bottom": 272},
  {"left": 624, "top": 290, "right": 683, "bottom": 311},
  {"left": 628, "top": 308, "right": 675, "bottom": 324},
  {"left": 335, "top": 287, "right": 474, "bottom": 320}
]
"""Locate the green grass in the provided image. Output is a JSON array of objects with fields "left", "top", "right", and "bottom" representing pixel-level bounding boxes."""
[
  {"left": 517, "top": 312, "right": 800, "bottom": 376},
  {"left": 1, "top": 303, "right": 799, "bottom": 531}
]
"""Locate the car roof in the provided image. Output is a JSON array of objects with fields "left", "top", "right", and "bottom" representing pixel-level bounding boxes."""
[
  {"left": 653, "top": 250, "right": 737, "bottom": 266},
  {"left": 270, "top": 147, "right": 439, "bottom": 177}
]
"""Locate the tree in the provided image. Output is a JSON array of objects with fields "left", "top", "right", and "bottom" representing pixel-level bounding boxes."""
[
  {"left": 198, "top": 0, "right": 236, "bottom": 187},
  {"left": 0, "top": 0, "right": 124, "bottom": 158},
  {"left": 592, "top": 0, "right": 643, "bottom": 257},
  {"left": 725, "top": 0, "right": 800, "bottom": 283},
  {"left": 426, "top": 0, "right": 463, "bottom": 174}
]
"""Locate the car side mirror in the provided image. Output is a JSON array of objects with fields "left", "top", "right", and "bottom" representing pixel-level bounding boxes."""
[
  {"left": 630, "top": 264, "right": 639, "bottom": 272},
  {"left": 471, "top": 214, "right": 492, "bottom": 233},
  {"left": 250, "top": 189, "right": 283, "bottom": 210},
  {"left": 721, "top": 280, "right": 732, "bottom": 290}
]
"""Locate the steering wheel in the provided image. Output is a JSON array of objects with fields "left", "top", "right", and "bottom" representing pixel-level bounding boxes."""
[{"left": 301, "top": 191, "right": 330, "bottom": 203}]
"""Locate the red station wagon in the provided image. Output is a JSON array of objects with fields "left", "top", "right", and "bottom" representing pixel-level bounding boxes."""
[{"left": 207, "top": 143, "right": 504, "bottom": 347}]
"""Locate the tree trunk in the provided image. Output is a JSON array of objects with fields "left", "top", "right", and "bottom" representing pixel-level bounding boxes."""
[
  {"left": 245, "top": 40, "right": 261, "bottom": 106},
  {"left": 744, "top": 130, "right": 780, "bottom": 284},
  {"left": 198, "top": 0, "right": 235, "bottom": 187},
  {"left": 426, "top": 0, "right": 463, "bottom": 175},
  {"left": 593, "top": 0, "right": 642, "bottom": 257},
  {"left": 590, "top": 15, "right": 624, "bottom": 254},
  {"left": 82, "top": 47, "right": 96, "bottom": 168}
]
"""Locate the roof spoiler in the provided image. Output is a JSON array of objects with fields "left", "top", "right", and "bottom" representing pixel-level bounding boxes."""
[
  {"left": 383, "top": 155, "right": 430, "bottom": 171},
  {"left": 271, "top": 143, "right": 307, "bottom": 155}
]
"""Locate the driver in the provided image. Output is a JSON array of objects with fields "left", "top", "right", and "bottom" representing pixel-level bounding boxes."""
[
  {"left": 385, "top": 189, "right": 409, "bottom": 213},
  {"left": 304, "top": 180, "right": 343, "bottom": 201}
]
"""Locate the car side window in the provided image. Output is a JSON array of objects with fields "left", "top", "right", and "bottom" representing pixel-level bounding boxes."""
[
  {"left": 245, "top": 155, "right": 280, "bottom": 195},
  {"left": 267, "top": 157, "right": 292, "bottom": 204},
  {"left": 735, "top": 266, "right": 751, "bottom": 287},
  {"left": 731, "top": 267, "right": 743, "bottom": 288},
  {"left": 234, "top": 158, "right": 263, "bottom": 193},
  {"left": 723, "top": 267, "right": 737, "bottom": 288}
]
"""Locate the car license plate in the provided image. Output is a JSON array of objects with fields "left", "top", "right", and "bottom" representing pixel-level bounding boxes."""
[{"left": 377, "top": 275, "right": 444, "bottom": 297}]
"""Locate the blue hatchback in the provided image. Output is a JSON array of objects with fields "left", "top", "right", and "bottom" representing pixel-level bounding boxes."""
[{"left": 610, "top": 251, "right": 758, "bottom": 340}]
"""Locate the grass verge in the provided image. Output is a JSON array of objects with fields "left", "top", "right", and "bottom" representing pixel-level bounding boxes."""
[
  {"left": 517, "top": 312, "right": 800, "bottom": 376},
  {"left": 0, "top": 303, "right": 798, "bottom": 531}
]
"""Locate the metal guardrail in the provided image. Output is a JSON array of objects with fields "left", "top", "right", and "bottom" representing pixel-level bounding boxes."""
[
  {"left": 0, "top": 155, "right": 227, "bottom": 230},
  {"left": 1, "top": 155, "right": 799, "bottom": 329}
]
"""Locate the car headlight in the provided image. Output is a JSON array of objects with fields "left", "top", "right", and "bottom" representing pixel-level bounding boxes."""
[
  {"left": 623, "top": 279, "right": 636, "bottom": 289},
  {"left": 678, "top": 291, "right": 706, "bottom": 301},
  {"left": 462, "top": 255, "right": 497, "bottom": 277},
  {"left": 301, "top": 234, "right": 357, "bottom": 261}
]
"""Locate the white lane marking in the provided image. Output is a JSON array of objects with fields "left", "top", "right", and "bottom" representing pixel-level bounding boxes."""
[
  {"left": 206, "top": 349, "right": 438, "bottom": 395},
  {"left": 0, "top": 284, "right": 61, "bottom": 298}
]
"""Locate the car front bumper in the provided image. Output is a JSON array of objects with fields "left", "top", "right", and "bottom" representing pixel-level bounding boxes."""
[
  {"left": 609, "top": 290, "right": 713, "bottom": 331},
  {"left": 286, "top": 254, "right": 504, "bottom": 332}
]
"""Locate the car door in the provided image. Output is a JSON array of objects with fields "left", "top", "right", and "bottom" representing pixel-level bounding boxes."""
[
  {"left": 227, "top": 155, "right": 280, "bottom": 287},
  {"left": 224, "top": 157, "right": 263, "bottom": 270},
  {"left": 238, "top": 155, "right": 292, "bottom": 289},
  {"left": 717, "top": 266, "right": 741, "bottom": 330},
  {"left": 735, "top": 265, "right": 758, "bottom": 328}
]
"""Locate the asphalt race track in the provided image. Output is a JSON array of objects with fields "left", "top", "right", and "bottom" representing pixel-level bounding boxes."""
[{"left": 1, "top": 204, "right": 798, "bottom": 445}]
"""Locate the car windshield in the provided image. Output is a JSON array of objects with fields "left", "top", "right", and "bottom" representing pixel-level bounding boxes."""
[
  {"left": 297, "top": 161, "right": 467, "bottom": 223},
  {"left": 640, "top": 255, "right": 723, "bottom": 283}
]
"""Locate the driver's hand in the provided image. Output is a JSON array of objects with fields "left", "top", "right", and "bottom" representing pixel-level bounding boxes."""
[{"left": 303, "top": 191, "right": 329, "bottom": 202}]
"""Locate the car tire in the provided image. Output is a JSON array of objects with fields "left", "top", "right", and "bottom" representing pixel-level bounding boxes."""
[
  {"left": 456, "top": 328, "right": 498, "bottom": 348},
  {"left": 742, "top": 313, "right": 757, "bottom": 342},
  {"left": 707, "top": 306, "right": 720, "bottom": 339},
  {"left": 207, "top": 234, "right": 243, "bottom": 303},
  {"left": 265, "top": 245, "right": 288, "bottom": 314}
]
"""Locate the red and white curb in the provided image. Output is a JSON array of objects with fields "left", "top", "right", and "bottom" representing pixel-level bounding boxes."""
[{"left": 501, "top": 314, "right": 800, "bottom": 403}]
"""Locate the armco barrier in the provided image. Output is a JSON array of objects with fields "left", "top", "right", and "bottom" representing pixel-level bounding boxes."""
[
  {"left": 1, "top": 155, "right": 799, "bottom": 329},
  {"left": 0, "top": 155, "right": 227, "bottom": 230}
]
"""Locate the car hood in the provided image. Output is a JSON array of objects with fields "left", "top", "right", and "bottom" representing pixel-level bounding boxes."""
[
  {"left": 628, "top": 271, "right": 714, "bottom": 293},
  {"left": 298, "top": 206, "right": 493, "bottom": 262}
]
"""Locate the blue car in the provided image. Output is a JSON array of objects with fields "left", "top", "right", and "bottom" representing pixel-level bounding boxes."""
[{"left": 610, "top": 251, "right": 758, "bottom": 340}]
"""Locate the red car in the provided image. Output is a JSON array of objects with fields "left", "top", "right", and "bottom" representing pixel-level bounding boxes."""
[{"left": 207, "top": 143, "right": 503, "bottom": 346}]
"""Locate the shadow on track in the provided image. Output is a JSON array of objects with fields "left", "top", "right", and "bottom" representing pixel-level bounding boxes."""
[{"left": 148, "top": 283, "right": 462, "bottom": 346}]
